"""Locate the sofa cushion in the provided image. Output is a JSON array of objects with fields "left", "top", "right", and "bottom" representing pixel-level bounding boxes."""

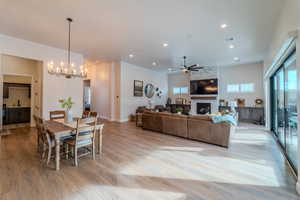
[{"left": 188, "top": 115, "right": 211, "bottom": 121}]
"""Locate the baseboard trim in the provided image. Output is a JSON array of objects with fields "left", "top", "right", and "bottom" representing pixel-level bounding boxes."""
[
  {"left": 118, "top": 118, "right": 129, "bottom": 123},
  {"left": 100, "top": 117, "right": 129, "bottom": 123}
]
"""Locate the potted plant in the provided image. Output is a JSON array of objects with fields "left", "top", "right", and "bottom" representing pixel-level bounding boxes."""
[
  {"left": 176, "top": 107, "right": 183, "bottom": 115},
  {"left": 59, "top": 97, "right": 74, "bottom": 123}
]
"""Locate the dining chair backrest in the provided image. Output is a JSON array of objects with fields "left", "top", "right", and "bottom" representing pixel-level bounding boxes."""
[
  {"left": 34, "top": 115, "right": 50, "bottom": 144},
  {"left": 89, "top": 112, "right": 98, "bottom": 118},
  {"left": 74, "top": 117, "right": 97, "bottom": 144},
  {"left": 82, "top": 111, "right": 90, "bottom": 119},
  {"left": 34, "top": 115, "right": 42, "bottom": 131},
  {"left": 50, "top": 110, "right": 66, "bottom": 120},
  {"left": 34, "top": 115, "right": 42, "bottom": 137}
]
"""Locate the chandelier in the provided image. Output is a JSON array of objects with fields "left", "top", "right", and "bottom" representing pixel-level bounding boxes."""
[{"left": 47, "top": 18, "right": 87, "bottom": 78}]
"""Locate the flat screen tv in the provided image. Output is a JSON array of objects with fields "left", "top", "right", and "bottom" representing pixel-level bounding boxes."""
[{"left": 190, "top": 79, "right": 218, "bottom": 95}]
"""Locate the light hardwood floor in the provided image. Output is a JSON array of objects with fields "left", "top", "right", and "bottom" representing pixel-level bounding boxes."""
[{"left": 0, "top": 122, "right": 299, "bottom": 200}]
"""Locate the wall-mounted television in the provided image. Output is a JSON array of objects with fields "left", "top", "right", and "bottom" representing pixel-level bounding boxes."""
[{"left": 190, "top": 79, "right": 218, "bottom": 95}]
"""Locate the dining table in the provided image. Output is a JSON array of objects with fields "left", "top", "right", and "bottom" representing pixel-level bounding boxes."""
[{"left": 45, "top": 118, "right": 104, "bottom": 171}]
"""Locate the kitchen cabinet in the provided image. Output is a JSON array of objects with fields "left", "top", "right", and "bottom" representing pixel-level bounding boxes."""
[
  {"left": 3, "top": 84, "right": 9, "bottom": 98},
  {"left": 3, "top": 107, "right": 31, "bottom": 125},
  {"left": 219, "top": 106, "right": 265, "bottom": 125},
  {"left": 3, "top": 82, "right": 31, "bottom": 99}
]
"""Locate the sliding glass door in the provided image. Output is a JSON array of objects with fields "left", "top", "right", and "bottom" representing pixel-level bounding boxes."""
[
  {"left": 277, "top": 68, "right": 286, "bottom": 147},
  {"left": 271, "top": 50, "right": 298, "bottom": 171},
  {"left": 284, "top": 53, "right": 297, "bottom": 168}
]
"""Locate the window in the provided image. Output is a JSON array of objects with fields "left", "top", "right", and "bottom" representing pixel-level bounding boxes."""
[
  {"left": 227, "top": 83, "right": 255, "bottom": 93},
  {"left": 227, "top": 84, "right": 239, "bottom": 93},
  {"left": 173, "top": 87, "right": 189, "bottom": 95},
  {"left": 180, "top": 87, "right": 189, "bottom": 94},
  {"left": 240, "top": 83, "right": 254, "bottom": 93},
  {"left": 173, "top": 88, "right": 181, "bottom": 95}
]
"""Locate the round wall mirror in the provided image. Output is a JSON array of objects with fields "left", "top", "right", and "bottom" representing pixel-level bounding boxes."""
[{"left": 144, "top": 83, "right": 155, "bottom": 98}]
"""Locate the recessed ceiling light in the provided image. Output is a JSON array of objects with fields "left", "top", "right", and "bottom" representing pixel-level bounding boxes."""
[
  {"left": 221, "top": 24, "right": 228, "bottom": 29},
  {"left": 234, "top": 57, "right": 240, "bottom": 62},
  {"left": 163, "top": 43, "right": 169, "bottom": 47},
  {"left": 152, "top": 62, "right": 157, "bottom": 66},
  {"left": 129, "top": 54, "right": 134, "bottom": 58},
  {"left": 229, "top": 44, "right": 235, "bottom": 49}
]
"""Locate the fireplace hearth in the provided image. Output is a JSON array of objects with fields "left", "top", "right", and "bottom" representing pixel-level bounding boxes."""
[{"left": 197, "top": 103, "right": 211, "bottom": 114}]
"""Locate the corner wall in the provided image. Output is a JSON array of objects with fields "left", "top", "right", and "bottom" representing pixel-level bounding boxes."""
[
  {"left": 86, "top": 61, "right": 118, "bottom": 121},
  {"left": 218, "top": 62, "right": 264, "bottom": 107},
  {"left": 86, "top": 61, "right": 168, "bottom": 122},
  {"left": 120, "top": 62, "right": 168, "bottom": 122},
  {"left": 0, "top": 34, "right": 84, "bottom": 121}
]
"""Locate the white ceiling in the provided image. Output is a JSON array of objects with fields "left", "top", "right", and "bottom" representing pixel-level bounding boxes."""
[{"left": 0, "top": 0, "right": 283, "bottom": 71}]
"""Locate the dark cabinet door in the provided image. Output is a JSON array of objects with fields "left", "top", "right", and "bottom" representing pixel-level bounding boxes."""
[
  {"left": 6, "top": 108, "right": 31, "bottom": 124},
  {"left": 21, "top": 108, "right": 31, "bottom": 123},
  {"left": 3, "top": 84, "right": 9, "bottom": 98},
  {"left": 3, "top": 108, "right": 8, "bottom": 125},
  {"left": 238, "top": 108, "right": 251, "bottom": 122},
  {"left": 7, "top": 108, "right": 18, "bottom": 124},
  {"left": 19, "top": 108, "right": 26, "bottom": 123}
]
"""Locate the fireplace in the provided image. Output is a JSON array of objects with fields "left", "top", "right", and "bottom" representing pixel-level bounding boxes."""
[{"left": 197, "top": 103, "right": 211, "bottom": 114}]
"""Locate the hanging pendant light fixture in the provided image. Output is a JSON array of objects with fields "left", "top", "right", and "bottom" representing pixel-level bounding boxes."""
[{"left": 47, "top": 18, "right": 88, "bottom": 78}]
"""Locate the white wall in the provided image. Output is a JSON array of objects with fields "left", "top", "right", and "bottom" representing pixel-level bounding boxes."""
[
  {"left": 264, "top": 0, "right": 300, "bottom": 73},
  {"left": 86, "top": 61, "right": 116, "bottom": 121},
  {"left": 0, "top": 34, "right": 84, "bottom": 121},
  {"left": 219, "top": 62, "right": 264, "bottom": 107},
  {"left": 168, "top": 62, "right": 264, "bottom": 107},
  {"left": 168, "top": 72, "right": 190, "bottom": 103},
  {"left": 120, "top": 62, "right": 168, "bottom": 121}
]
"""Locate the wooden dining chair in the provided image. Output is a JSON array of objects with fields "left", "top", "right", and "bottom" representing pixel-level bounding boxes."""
[
  {"left": 64, "top": 117, "right": 97, "bottom": 166},
  {"left": 33, "top": 115, "right": 43, "bottom": 152},
  {"left": 35, "top": 116, "right": 55, "bottom": 165},
  {"left": 50, "top": 110, "right": 66, "bottom": 120},
  {"left": 82, "top": 111, "right": 90, "bottom": 119},
  {"left": 90, "top": 112, "right": 98, "bottom": 118}
]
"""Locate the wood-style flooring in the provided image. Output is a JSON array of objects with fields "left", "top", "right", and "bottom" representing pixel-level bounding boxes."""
[{"left": 0, "top": 122, "right": 299, "bottom": 200}]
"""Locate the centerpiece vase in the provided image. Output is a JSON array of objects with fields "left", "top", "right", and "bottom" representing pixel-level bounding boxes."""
[{"left": 65, "top": 109, "right": 73, "bottom": 123}]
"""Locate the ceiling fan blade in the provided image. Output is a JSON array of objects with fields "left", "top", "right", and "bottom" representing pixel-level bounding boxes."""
[
  {"left": 190, "top": 69, "right": 199, "bottom": 72},
  {"left": 191, "top": 67, "right": 204, "bottom": 70}
]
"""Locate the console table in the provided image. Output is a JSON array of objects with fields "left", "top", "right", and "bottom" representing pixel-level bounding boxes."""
[
  {"left": 166, "top": 104, "right": 191, "bottom": 114},
  {"left": 219, "top": 106, "right": 265, "bottom": 125}
]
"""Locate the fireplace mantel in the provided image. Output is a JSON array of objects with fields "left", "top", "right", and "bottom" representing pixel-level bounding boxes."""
[{"left": 191, "top": 96, "right": 217, "bottom": 100}]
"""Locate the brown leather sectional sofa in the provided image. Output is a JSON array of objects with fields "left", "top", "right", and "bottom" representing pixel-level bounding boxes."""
[{"left": 142, "top": 111, "right": 234, "bottom": 148}]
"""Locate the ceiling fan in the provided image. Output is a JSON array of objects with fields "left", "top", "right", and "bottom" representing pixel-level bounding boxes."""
[{"left": 179, "top": 56, "right": 203, "bottom": 73}]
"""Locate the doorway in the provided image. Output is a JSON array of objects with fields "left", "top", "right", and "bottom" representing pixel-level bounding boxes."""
[
  {"left": 3, "top": 75, "right": 32, "bottom": 129},
  {"left": 1, "top": 54, "right": 43, "bottom": 131},
  {"left": 83, "top": 80, "right": 91, "bottom": 111}
]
